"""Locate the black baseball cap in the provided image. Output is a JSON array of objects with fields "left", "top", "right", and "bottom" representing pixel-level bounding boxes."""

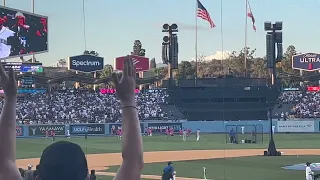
[
  {"left": 38, "top": 141, "right": 88, "bottom": 180},
  {"left": 168, "top": 161, "right": 173, "bottom": 165},
  {"left": 306, "top": 162, "right": 312, "bottom": 166}
]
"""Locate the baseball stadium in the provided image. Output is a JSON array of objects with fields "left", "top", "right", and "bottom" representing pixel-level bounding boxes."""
[{"left": 0, "top": 0, "right": 320, "bottom": 180}]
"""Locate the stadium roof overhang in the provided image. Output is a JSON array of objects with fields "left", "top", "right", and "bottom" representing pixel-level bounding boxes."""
[{"left": 16, "top": 74, "right": 164, "bottom": 85}]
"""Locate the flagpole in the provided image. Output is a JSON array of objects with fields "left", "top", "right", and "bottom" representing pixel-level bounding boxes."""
[
  {"left": 244, "top": 0, "right": 248, "bottom": 77},
  {"left": 220, "top": 0, "right": 224, "bottom": 62},
  {"left": 195, "top": 0, "right": 198, "bottom": 85}
]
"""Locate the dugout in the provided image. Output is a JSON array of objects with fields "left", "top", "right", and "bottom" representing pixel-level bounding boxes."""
[{"left": 225, "top": 124, "right": 263, "bottom": 144}]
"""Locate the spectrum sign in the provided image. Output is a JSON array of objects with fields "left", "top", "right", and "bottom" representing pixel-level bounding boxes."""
[
  {"left": 292, "top": 53, "right": 320, "bottom": 71},
  {"left": 68, "top": 54, "right": 104, "bottom": 73}
]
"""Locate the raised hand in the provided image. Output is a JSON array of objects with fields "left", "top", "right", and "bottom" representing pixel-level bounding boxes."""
[
  {"left": 112, "top": 56, "right": 136, "bottom": 105},
  {"left": 0, "top": 64, "right": 16, "bottom": 99}
]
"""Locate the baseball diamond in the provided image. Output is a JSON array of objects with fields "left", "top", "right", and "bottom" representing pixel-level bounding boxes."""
[{"left": 15, "top": 133, "right": 320, "bottom": 180}]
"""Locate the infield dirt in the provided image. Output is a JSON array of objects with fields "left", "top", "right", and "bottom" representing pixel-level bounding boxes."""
[{"left": 16, "top": 149, "right": 320, "bottom": 180}]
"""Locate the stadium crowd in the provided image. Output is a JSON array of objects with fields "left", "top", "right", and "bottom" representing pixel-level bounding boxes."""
[
  {"left": 2, "top": 86, "right": 319, "bottom": 123},
  {"left": 0, "top": 88, "right": 170, "bottom": 124},
  {"left": 277, "top": 91, "right": 320, "bottom": 119}
]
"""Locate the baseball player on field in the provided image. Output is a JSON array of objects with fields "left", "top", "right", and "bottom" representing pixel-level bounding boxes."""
[
  {"left": 196, "top": 129, "right": 200, "bottom": 141},
  {"left": 0, "top": 16, "right": 14, "bottom": 59},
  {"left": 182, "top": 129, "right": 187, "bottom": 141},
  {"left": 306, "top": 162, "right": 314, "bottom": 180}
]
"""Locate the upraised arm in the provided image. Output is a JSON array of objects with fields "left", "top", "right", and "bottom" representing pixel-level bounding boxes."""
[
  {"left": 113, "top": 57, "right": 143, "bottom": 180},
  {"left": 0, "top": 67, "right": 21, "bottom": 180}
]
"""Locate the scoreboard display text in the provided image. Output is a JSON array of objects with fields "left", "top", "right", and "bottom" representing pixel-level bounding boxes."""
[{"left": 1, "top": 62, "right": 43, "bottom": 73}]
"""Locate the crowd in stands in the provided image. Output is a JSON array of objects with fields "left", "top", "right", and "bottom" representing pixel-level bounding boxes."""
[
  {"left": 276, "top": 91, "right": 320, "bottom": 119},
  {"left": 0, "top": 88, "right": 171, "bottom": 124},
  {"left": 2, "top": 87, "right": 320, "bottom": 123}
]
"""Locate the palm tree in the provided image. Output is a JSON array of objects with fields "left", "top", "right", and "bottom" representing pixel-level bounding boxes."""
[{"left": 57, "top": 59, "right": 67, "bottom": 67}]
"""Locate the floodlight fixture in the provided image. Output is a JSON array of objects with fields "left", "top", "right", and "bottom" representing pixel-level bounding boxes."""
[
  {"left": 274, "top": 21, "right": 283, "bottom": 31},
  {"left": 264, "top": 22, "right": 272, "bottom": 31},
  {"left": 162, "top": 24, "right": 170, "bottom": 32},
  {"left": 171, "top": 23, "right": 178, "bottom": 32},
  {"left": 163, "top": 36, "right": 169, "bottom": 43}
]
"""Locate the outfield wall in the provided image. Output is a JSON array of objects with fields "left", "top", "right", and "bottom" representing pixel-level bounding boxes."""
[{"left": 15, "top": 120, "right": 319, "bottom": 137}]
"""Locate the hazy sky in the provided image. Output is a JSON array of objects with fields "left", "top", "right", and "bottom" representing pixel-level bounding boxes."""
[{"left": 2, "top": 0, "right": 320, "bottom": 66}]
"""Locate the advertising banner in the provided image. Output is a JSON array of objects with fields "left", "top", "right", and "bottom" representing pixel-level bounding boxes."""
[
  {"left": 68, "top": 54, "right": 104, "bottom": 72},
  {"left": 100, "top": 88, "right": 140, "bottom": 94},
  {"left": 0, "top": 6, "right": 48, "bottom": 60},
  {"left": 1, "top": 62, "right": 43, "bottom": 73},
  {"left": 114, "top": 55, "right": 149, "bottom": 72},
  {"left": 277, "top": 121, "right": 314, "bottom": 132},
  {"left": 16, "top": 126, "right": 23, "bottom": 136},
  {"left": 292, "top": 53, "right": 320, "bottom": 71},
  {"left": 28, "top": 125, "right": 65, "bottom": 136},
  {"left": 147, "top": 123, "right": 182, "bottom": 133},
  {"left": 69, "top": 124, "right": 105, "bottom": 135},
  {"left": 108, "top": 123, "right": 144, "bottom": 134}
]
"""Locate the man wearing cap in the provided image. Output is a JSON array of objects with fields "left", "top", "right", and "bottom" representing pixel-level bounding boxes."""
[
  {"left": 24, "top": 164, "right": 33, "bottom": 180},
  {"left": 306, "top": 162, "right": 314, "bottom": 180},
  {"left": 162, "top": 162, "right": 174, "bottom": 180},
  {"left": 0, "top": 16, "right": 14, "bottom": 58}
]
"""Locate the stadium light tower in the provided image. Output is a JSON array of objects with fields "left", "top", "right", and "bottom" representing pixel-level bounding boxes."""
[
  {"left": 264, "top": 21, "right": 283, "bottom": 156},
  {"left": 162, "top": 23, "right": 179, "bottom": 89}
]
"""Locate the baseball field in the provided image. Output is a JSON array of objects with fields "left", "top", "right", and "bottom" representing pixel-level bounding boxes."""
[{"left": 16, "top": 134, "right": 320, "bottom": 180}]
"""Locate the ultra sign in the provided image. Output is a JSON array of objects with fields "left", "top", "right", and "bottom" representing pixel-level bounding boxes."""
[
  {"left": 292, "top": 53, "right": 320, "bottom": 71},
  {"left": 68, "top": 54, "right": 104, "bottom": 72}
]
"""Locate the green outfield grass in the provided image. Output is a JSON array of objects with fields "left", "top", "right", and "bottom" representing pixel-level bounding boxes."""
[
  {"left": 17, "top": 134, "right": 320, "bottom": 180},
  {"left": 105, "top": 155, "right": 320, "bottom": 180},
  {"left": 16, "top": 134, "right": 320, "bottom": 159}
]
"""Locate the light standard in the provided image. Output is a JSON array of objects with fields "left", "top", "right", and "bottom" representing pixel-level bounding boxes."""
[
  {"left": 264, "top": 21, "right": 283, "bottom": 156},
  {"left": 162, "top": 23, "right": 178, "bottom": 89}
]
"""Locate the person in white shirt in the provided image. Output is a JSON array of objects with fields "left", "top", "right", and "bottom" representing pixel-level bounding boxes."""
[
  {"left": 0, "top": 18, "right": 15, "bottom": 59},
  {"left": 182, "top": 129, "right": 187, "bottom": 141},
  {"left": 241, "top": 126, "right": 245, "bottom": 134},
  {"left": 67, "top": 129, "right": 70, "bottom": 138},
  {"left": 306, "top": 162, "right": 314, "bottom": 180},
  {"left": 196, "top": 129, "right": 200, "bottom": 141}
]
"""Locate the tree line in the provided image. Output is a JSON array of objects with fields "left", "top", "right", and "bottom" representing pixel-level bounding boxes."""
[{"left": 51, "top": 41, "right": 318, "bottom": 87}]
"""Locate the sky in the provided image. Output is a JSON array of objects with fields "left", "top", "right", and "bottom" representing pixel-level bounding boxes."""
[{"left": 2, "top": 0, "right": 320, "bottom": 66}]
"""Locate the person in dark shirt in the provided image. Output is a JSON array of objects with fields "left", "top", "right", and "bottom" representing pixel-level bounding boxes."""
[
  {"left": 89, "top": 169, "right": 96, "bottom": 180},
  {"left": 229, "top": 128, "right": 236, "bottom": 143},
  {"left": 162, "top": 161, "right": 174, "bottom": 180},
  {"left": 33, "top": 165, "right": 40, "bottom": 180}
]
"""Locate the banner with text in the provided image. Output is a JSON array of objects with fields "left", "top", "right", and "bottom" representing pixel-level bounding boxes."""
[
  {"left": 28, "top": 125, "right": 65, "bottom": 136},
  {"left": 147, "top": 122, "right": 182, "bottom": 133},
  {"left": 69, "top": 124, "right": 105, "bottom": 135},
  {"left": 16, "top": 126, "right": 23, "bottom": 136},
  {"left": 108, "top": 123, "right": 144, "bottom": 134},
  {"left": 277, "top": 121, "right": 315, "bottom": 132}
]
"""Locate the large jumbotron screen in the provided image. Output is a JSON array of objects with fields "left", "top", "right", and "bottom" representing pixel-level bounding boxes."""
[{"left": 0, "top": 5, "right": 48, "bottom": 60}]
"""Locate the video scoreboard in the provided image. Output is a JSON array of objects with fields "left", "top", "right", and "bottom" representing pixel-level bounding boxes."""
[{"left": 1, "top": 62, "right": 43, "bottom": 73}]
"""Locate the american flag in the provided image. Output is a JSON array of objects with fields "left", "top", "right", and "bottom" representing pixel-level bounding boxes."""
[
  {"left": 247, "top": 0, "right": 256, "bottom": 31},
  {"left": 197, "top": 0, "right": 215, "bottom": 28}
]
